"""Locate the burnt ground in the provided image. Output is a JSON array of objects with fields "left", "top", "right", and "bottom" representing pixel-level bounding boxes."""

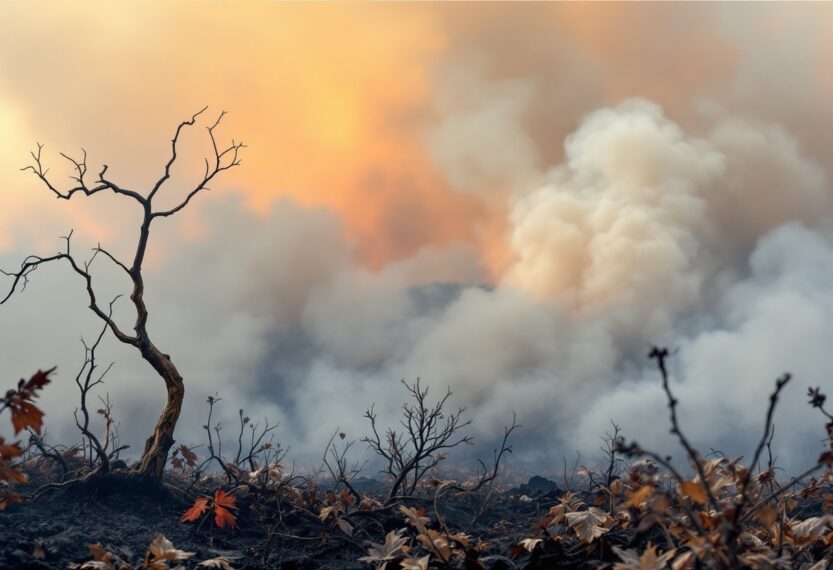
[
  {"left": 0, "top": 471, "right": 570, "bottom": 570},
  {"left": 5, "top": 469, "right": 829, "bottom": 570}
]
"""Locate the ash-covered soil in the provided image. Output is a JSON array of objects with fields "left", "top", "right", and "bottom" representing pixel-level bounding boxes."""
[
  {"left": 0, "top": 472, "right": 568, "bottom": 570},
  {"left": 7, "top": 467, "right": 830, "bottom": 570}
]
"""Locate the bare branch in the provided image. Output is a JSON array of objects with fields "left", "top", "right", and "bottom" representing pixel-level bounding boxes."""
[
  {"left": 1, "top": 233, "right": 138, "bottom": 346},
  {"left": 323, "top": 429, "right": 367, "bottom": 505},
  {"left": 92, "top": 243, "right": 131, "bottom": 276},
  {"left": 148, "top": 106, "right": 208, "bottom": 200},
  {"left": 649, "top": 346, "right": 723, "bottom": 515},
  {"left": 22, "top": 144, "right": 146, "bottom": 204},
  {"left": 152, "top": 110, "right": 245, "bottom": 218},
  {"left": 363, "top": 378, "right": 474, "bottom": 505},
  {"left": 73, "top": 314, "right": 116, "bottom": 472}
]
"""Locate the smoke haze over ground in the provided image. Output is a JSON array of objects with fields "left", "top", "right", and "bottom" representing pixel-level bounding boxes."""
[{"left": 2, "top": 4, "right": 833, "bottom": 473}]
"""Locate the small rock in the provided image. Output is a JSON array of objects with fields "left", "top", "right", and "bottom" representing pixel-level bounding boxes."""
[{"left": 518, "top": 475, "right": 560, "bottom": 497}]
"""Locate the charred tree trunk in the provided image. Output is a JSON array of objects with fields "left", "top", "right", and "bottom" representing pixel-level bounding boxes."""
[{"left": 137, "top": 345, "right": 184, "bottom": 478}]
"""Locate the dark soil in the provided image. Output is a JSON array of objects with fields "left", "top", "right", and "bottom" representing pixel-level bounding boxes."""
[{"left": 0, "top": 471, "right": 568, "bottom": 570}]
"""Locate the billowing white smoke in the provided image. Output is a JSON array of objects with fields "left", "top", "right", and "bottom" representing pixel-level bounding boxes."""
[
  {"left": 252, "top": 99, "right": 833, "bottom": 468},
  {"left": 506, "top": 100, "right": 721, "bottom": 342},
  {"left": 2, "top": 97, "right": 832, "bottom": 473},
  {"left": 574, "top": 223, "right": 833, "bottom": 468}
]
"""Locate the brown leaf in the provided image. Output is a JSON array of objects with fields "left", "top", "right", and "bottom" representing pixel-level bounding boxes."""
[
  {"left": 32, "top": 539, "right": 45, "bottom": 560},
  {"left": 22, "top": 369, "right": 53, "bottom": 392},
  {"left": 179, "top": 445, "right": 198, "bottom": 468},
  {"left": 147, "top": 534, "right": 195, "bottom": 562},
  {"left": 564, "top": 507, "right": 612, "bottom": 544},
  {"left": 417, "top": 528, "right": 452, "bottom": 561},
  {"left": 679, "top": 481, "right": 708, "bottom": 505},
  {"left": 0, "top": 439, "right": 23, "bottom": 459},
  {"left": 400, "top": 505, "right": 430, "bottom": 531},
  {"left": 400, "top": 554, "right": 430, "bottom": 570},
  {"left": 624, "top": 485, "right": 654, "bottom": 509},
  {"left": 359, "top": 529, "right": 408, "bottom": 565},
  {"left": 88, "top": 543, "right": 113, "bottom": 562},
  {"left": 0, "top": 460, "right": 29, "bottom": 485},
  {"left": 198, "top": 557, "right": 237, "bottom": 570},
  {"left": 10, "top": 400, "right": 45, "bottom": 436},
  {"left": 613, "top": 543, "right": 677, "bottom": 570},
  {"left": 755, "top": 504, "right": 777, "bottom": 526},
  {"left": 5, "top": 369, "right": 54, "bottom": 436}
]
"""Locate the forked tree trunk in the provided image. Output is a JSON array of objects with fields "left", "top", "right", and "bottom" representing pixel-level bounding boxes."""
[{"left": 136, "top": 344, "right": 184, "bottom": 479}]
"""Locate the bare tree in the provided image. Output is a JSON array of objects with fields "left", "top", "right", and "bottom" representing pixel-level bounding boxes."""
[
  {"left": 73, "top": 315, "right": 116, "bottom": 473},
  {"left": 1, "top": 108, "right": 244, "bottom": 479},
  {"left": 323, "top": 429, "right": 367, "bottom": 504},
  {"left": 363, "top": 378, "right": 473, "bottom": 504}
]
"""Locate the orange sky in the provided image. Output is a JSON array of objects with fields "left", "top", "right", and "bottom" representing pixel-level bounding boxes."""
[
  {"left": 2, "top": 3, "right": 832, "bottom": 276},
  {"left": 0, "top": 3, "right": 474, "bottom": 266}
]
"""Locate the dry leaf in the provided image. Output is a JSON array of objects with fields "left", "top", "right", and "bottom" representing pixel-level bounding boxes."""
[
  {"left": 565, "top": 507, "right": 612, "bottom": 544},
  {"left": 180, "top": 497, "right": 209, "bottom": 523},
  {"left": 400, "top": 554, "right": 430, "bottom": 570},
  {"left": 790, "top": 515, "right": 833, "bottom": 547},
  {"left": 337, "top": 518, "right": 354, "bottom": 537},
  {"left": 624, "top": 485, "right": 654, "bottom": 509},
  {"left": 613, "top": 543, "right": 677, "bottom": 570},
  {"left": 679, "top": 481, "right": 708, "bottom": 505},
  {"left": 32, "top": 538, "right": 45, "bottom": 560},
  {"left": 6, "top": 369, "right": 54, "bottom": 435},
  {"left": 319, "top": 506, "right": 338, "bottom": 523},
  {"left": 755, "top": 504, "right": 777, "bottom": 526},
  {"left": 400, "top": 505, "right": 430, "bottom": 531},
  {"left": 179, "top": 445, "right": 198, "bottom": 468},
  {"left": 198, "top": 557, "right": 236, "bottom": 569},
  {"left": 340, "top": 489, "right": 356, "bottom": 506},
  {"left": 147, "top": 534, "right": 195, "bottom": 562},
  {"left": 359, "top": 529, "right": 408, "bottom": 568},
  {"left": 214, "top": 506, "right": 237, "bottom": 529},
  {"left": 518, "top": 538, "right": 543, "bottom": 552}
]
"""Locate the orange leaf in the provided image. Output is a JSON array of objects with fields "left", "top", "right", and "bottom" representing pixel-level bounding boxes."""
[
  {"left": 180, "top": 497, "right": 209, "bottom": 523},
  {"left": 756, "top": 504, "right": 777, "bottom": 526},
  {"left": 0, "top": 440, "right": 23, "bottom": 460},
  {"left": 214, "top": 506, "right": 237, "bottom": 528},
  {"left": 624, "top": 485, "right": 654, "bottom": 508},
  {"left": 214, "top": 489, "right": 236, "bottom": 510},
  {"left": 680, "top": 480, "right": 708, "bottom": 505},
  {"left": 0, "top": 460, "right": 28, "bottom": 485},
  {"left": 340, "top": 489, "right": 356, "bottom": 506}
]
